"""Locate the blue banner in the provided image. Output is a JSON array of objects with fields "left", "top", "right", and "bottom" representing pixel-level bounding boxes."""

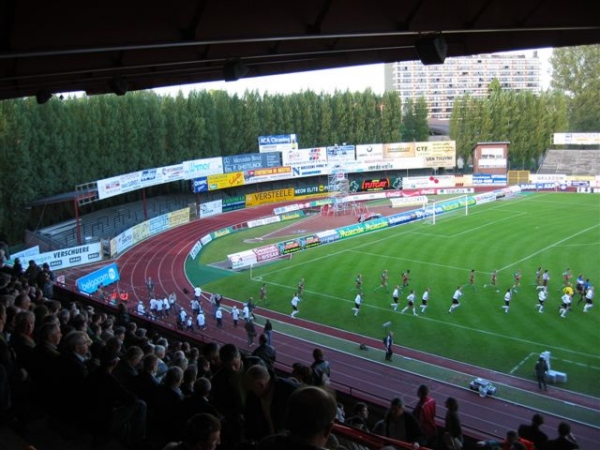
[
  {"left": 191, "top": 177, "right": 208, "bottom": 193},
  {"left": 258, "top": 134, "right": 297, "bottom": 146},
  {"left": 223, "top": 152, "right": 282, "bottom": 173},
  {"left": 76, "top": 263, "right": 120, "bottom": 294}
]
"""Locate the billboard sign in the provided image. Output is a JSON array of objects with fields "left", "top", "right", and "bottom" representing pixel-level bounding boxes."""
[
  {"left": 326, "top": 145, "right": 356, "bottom": 164},
  {"left": 553, "top": 133, "right": 600, "bottom": 146},
  {"left": 207, "top": 172, "right": 245, "bottom": 190},
  {"left": 223, "top": 152, "right": 282, "bottom": 173},
  {"left": 282, "top": 147, "right": 328, "bottom": 166},
  {"left": 244, "top": 166, "right": 292, "bottom": 183},
  {"left": 355, "top": 144, "right": 384, "bottom": 162},
  {"left": 31, "top": 242, "right": 103, "bottom": 270},
  {"left": 258, "top": 134, "right": 298, "bottom": 152},
  {"left": 76, "top": 263, "right": 120, "bottom": 294},
  {"left": 183, "top": 157, "right": 224, "bottom": 179}
]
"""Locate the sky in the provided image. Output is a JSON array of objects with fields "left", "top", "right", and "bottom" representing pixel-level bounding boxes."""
[{"left": 153, "top": 48, "right": 554, "bottom": 98}]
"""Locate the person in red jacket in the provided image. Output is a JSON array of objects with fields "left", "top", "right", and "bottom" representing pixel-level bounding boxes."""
[{"left": 413, "top": 384, "right": 437, "bottom": 448}]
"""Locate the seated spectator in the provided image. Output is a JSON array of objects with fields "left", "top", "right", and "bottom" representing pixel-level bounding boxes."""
[
  {"left": 150, "top": 366, "right": 185, "bottom": 445},
  {"left": 202, "top": 342, "right": 221, "bottom": 376},
  {"left": 9, "top": 310, "right": 36, "bottom": 373},
  {"left": 289, "top": 362, "right": 313, "bottom": 386},
  {"left": 0, "top": 303, "right": 27, "bottom": 422},
  {"left": 116, "top": 303, "right": 130, "bottom": 327},
  {"left": 518, "top": 414, "right": 548, "bottom": 450},
  {"left": 85, "top": 349, "right": 147, "bottom": 447},
  {"left": 130, "top": 353, "right": 160, "bottom": 406},
  {"left": 30, "top": 321, "right": 62, "bottom": 409},
  {"left": 181, "top": 364, "right": 198, "bottom": 397},
  {"left": 443, "top": 397, "right": 463, "bottom": 450},
  {"left": 196, "top": 356, "right": 211, "bottom": 379},
  {"left": 243, "top": 363, "right": 299, "bottom": 443},
  {"left": 379, "top": 397, "right": 423, "bottom": 447},
  {"left": 154, "top": 345, "right": 169, "bottom": 381},
  {"left": 257, "top": 385, "right": 337, "bottom": 450},
  {"left": 113, "top": 345, "right": 144, "bottom": 389},
  {"left": 477, "top": 430, "right": 534, "bottom": 450},
  {"left": 345, "top": 402, "right": 370, "bottom": 432},
  {"left": 163, "top": 412, "right": 221, "bottom": 450},
  {"left": 336, "top": 403, "right": 346, "bottom": 423},
  {"left": 170, "top": 350, "right": 189, "bottom": 372},
  {"left": 544, "top": 422, "right": 579, "bottom": 450},
  {"left": 54, "top": 331, "right": 93, "bottom": 432},
  {"left": 251, "top": 333, "right": 277, "bottom": 371},
  {"left": 211, "top": 343, "right": 244, "bottom": 449},
  {"left": 182, "top": 377, "right": 221, "bottom": 422},
  {"left": 310, "top": 348, "right": 330, "bottom": 386},
  {"left": 13, "top": 293, "right": 31, "bottom": 312}
]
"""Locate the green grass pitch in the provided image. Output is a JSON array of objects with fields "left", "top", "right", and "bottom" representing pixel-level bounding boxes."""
[{"left": 192, "top": 192, "right": 600, "bottom": 397}]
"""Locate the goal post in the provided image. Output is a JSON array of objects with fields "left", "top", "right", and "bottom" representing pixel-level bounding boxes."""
[{"left": 424, "top": 195, "right": 469, "bottom": 225}]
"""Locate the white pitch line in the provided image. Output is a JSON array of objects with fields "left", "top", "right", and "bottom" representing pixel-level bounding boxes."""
[
  {"left": 499, "top": 223, "right": 600, "bottom": 272},
  {"left": 510, "top": 352, "right": 536, "bottom": 374}
]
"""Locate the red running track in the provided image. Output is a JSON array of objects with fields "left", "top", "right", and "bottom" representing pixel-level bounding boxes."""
[{"left": 63, "top": 205, "right": 600, "bottom": 446}]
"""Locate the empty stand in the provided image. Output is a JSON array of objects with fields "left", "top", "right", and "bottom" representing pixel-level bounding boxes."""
[{"left": 537, "top": 149, "right": 600, "bottom": 175}]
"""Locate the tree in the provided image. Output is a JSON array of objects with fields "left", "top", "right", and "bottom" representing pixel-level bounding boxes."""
[{"left": 550, "top": 45, "right": 600, "bottom": 131}]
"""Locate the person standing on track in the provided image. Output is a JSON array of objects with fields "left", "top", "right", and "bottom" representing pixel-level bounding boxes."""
[
  {"left": 196, "top": 309, "right": 207, "bottom": 330},
  {"left": 263, "top": 319, "right": 273, "bottom": 345},
  {"left": 146, "top": 277, "right": 155, "bottom": 297},
  {"left": 194, "top": 285, "right": 203, "bottom": 302},
  {"left": 231, "top": 305, "right": 240, "bottom": 327},
  {"left": 215, "top": 307, "right": 224, "bottom": 329},
  {"left": 535, "top": 357, "right": 548, "bottom": 391},
  {"left": 384, "top": 330, "right": 394, "bottom": 362}
]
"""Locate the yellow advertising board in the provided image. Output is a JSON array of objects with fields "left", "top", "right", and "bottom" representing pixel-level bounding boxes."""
[
  {"left": 246, "top": 188, "right": 295, "bottom": 207},
  {"left": 132, "top": 222, "right": 150, "bottom": 244},
  {"left": 252, "top": 166, "right": 292, "bottom": 176},
  {"left": 208, "top": 172, "right": 245, "bottom": 190},
  {"left": 415, "top": 141, "right": 456, "bottom": 168},
  {"left": 168, "top": 207, "right": 190, "bottom": 228},
  {"left": 383, "top": 142, "right": 415, "bottom": 159}
]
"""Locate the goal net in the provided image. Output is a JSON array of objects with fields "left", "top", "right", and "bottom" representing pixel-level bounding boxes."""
[{"left": 423, "top": 195, "right": 470, "bottom": 225}]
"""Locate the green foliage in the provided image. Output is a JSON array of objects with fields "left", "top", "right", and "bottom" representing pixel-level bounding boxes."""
[
  {"left": 401, "top": 97, "right": 430, "bottom": 142},
  {"left": 550, "top": 45, "right": 600, "bottom": 131},
  {"left": 450, "top": 86, "right": 568, "bottom": 170},
  {"left": 196, "top": 193, "right": 600, "bottom": 396}
]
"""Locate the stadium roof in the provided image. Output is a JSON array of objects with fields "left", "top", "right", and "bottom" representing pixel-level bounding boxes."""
[{"left": 1, "top": 0, "right": 599, "bottom": 102}]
